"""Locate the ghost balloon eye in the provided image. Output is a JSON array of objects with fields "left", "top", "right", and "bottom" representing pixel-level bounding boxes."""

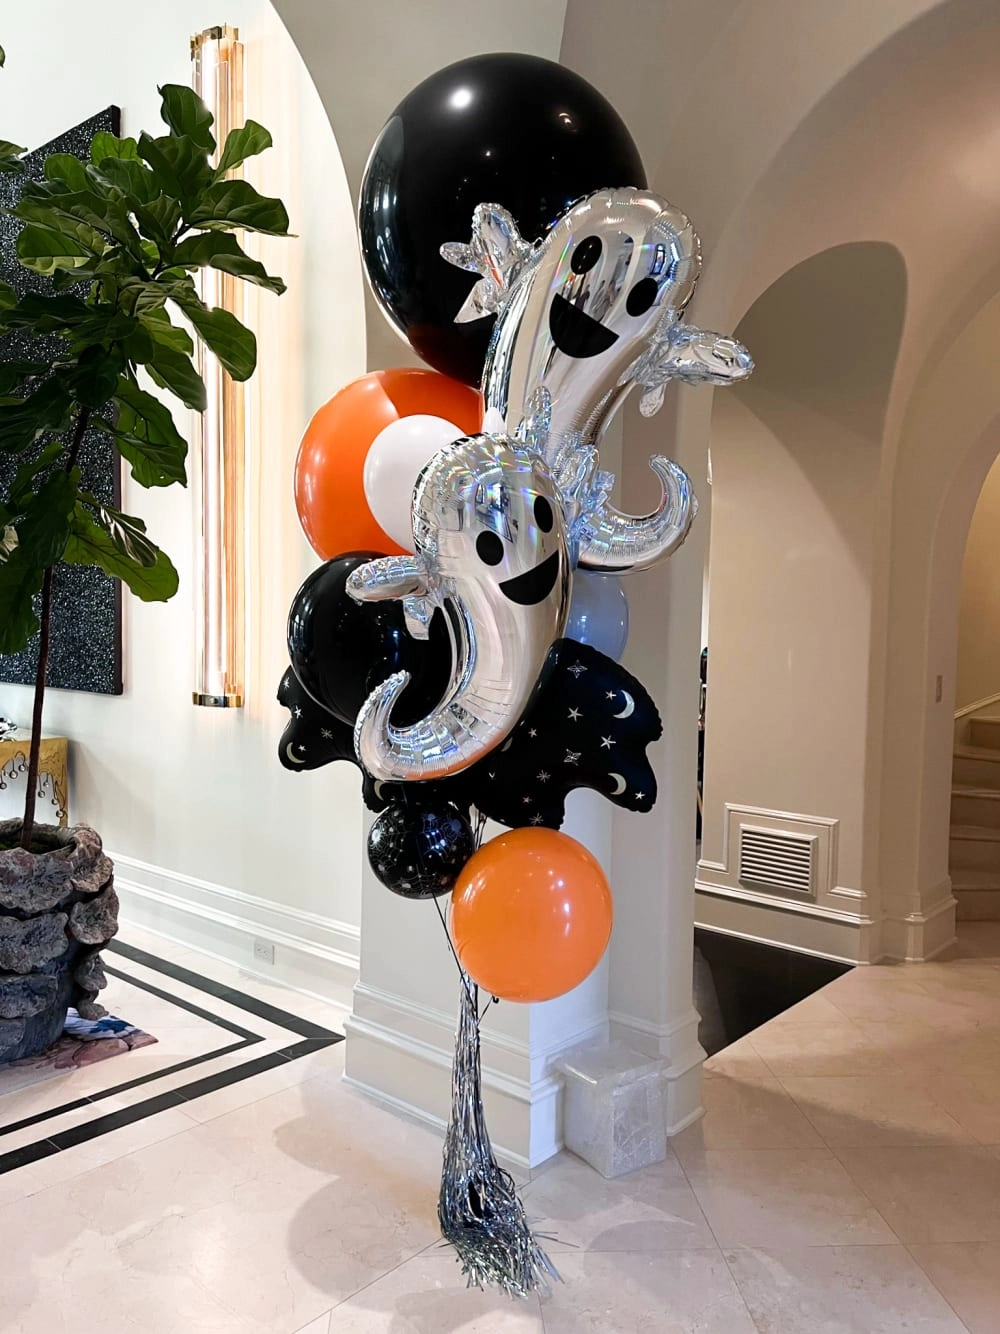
[
  {"left": 476, "top": 530, "right": 504, "bottom": 566},
  {"left": 570, "top": 236, "right": 602, "bottom": 275},
  {"left": 533, "top": 496, "right": 554, "bottom": 532},
  {"left": 626, "top": 277, "right": 658, "bottom": 317}
]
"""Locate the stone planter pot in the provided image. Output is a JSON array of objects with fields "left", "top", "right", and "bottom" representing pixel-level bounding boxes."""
[{"left": 0, "top": 820, "right": 118, "bottom": 1065}]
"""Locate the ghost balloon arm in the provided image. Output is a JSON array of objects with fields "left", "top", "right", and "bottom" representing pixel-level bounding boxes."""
[
  {"left": 654, "top": 326, "right": 754, "bottom": 387},
  {"left": 346, "top": 555, "right": 429, "bottom": 603},
  {"left": 575, "top": 456, "right": 698, "bottom": 574},
  {"left": 440, "top": 203, "right": 535, "bottom": 323}
]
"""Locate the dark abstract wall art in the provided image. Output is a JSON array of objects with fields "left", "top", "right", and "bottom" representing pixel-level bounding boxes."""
[{"left": 0, "top": 107, "right": 124, "bottom": 696}]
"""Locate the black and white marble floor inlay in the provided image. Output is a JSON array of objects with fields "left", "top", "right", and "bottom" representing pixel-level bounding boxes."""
[{"left": 0, "top": 939, "right": 344, "bottom": 1175}]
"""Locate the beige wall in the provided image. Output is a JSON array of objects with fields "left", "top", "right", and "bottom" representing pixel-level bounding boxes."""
[{"left": 956, "top": 456, "right": 1000, "bottom": 711}]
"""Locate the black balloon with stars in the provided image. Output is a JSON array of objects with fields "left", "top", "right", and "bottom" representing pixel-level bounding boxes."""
[{"left": 278, "top": 639, "right": 661, "bottom": 834}]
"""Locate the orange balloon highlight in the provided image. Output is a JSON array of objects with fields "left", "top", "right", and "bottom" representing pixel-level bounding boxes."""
[
  {"left": 451, "top": 828, "right": 613, "bottom": 1003},
  {"left": 294, "top": 368, "right": 482, "bottom": 560}
]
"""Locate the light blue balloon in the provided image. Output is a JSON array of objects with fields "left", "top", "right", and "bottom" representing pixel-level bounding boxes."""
[{"left": 566, "top": 572, "right": 629, "bottom": 660}]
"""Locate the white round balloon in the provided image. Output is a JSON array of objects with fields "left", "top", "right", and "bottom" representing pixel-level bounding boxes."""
[{"left": 363, "top": 415, "right": 464, "bottom": 551}]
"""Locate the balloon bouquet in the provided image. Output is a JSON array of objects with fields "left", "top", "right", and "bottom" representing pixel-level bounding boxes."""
[{"left": 279, "top": 53, "right": 752, "bottom": 1295}]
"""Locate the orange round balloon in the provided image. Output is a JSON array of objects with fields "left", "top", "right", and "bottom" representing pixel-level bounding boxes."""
[
  {"left": 451, "top": 829, "right": 613, "bottom": 1003},
  {"left": 294, "top": 368, "right": 482, "bottom": 560}
]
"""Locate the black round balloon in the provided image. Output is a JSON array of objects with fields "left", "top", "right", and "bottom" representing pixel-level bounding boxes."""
[
  {"left": 287, "top": 552, "right": 452, "bottom": 728},
  {"left": 367, "top": 801, "right": 475, "bottom": 899},
  {"left": 359, "top": 53, "right": 646, "bottom": 387}
]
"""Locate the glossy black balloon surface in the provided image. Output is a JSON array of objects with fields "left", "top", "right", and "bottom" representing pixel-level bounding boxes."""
[
  {"left": 367, "top": 802, "right": 475, "bottom": 899},
  {"left": 287, "top": 552, "right": 453, "bottom": 727},
  {"left": 359, "top": 52, "right": 646, "bottom": 386}
]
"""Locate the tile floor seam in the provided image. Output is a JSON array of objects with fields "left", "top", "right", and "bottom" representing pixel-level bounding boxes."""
[
  {"left": 900, "top": 1241, "right": 976, "bottom": 1333},
  {"left": 773, "top": 1072, "right": 974, "bottom": 1151},
  {"left": 714, "top": 1244, "right": 773, "bottom": 1334},
  {"left": 666, "top": 1141, "right": 731, "bottom": 1257}
]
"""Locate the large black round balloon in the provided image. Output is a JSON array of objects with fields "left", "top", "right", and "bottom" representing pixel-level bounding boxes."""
[
  {"left": 287, "top": 552, "right": 452, "bottom": 727},
  {"left": 359, "top": 53, "right": 646, "bottom": 386},
  {"left": 367, "top": 801, "right": 475, "bottom": 899}
]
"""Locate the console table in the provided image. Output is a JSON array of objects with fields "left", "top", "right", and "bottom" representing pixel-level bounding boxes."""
[{"left": 0, "top": 730, "right": 69, "bottom": 827}]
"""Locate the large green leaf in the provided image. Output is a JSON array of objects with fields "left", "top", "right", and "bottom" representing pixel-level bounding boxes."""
[
  {"left": 217, "top": 120, "right": 272, "bottom": 175},
  {"left": 145, "top": 342, "right": 206, "bottom": 411},
  {"left": 64, "top": 502, "right": 178, "bottom": 601},
  {"left": 0, "top": 137, "right": 25, "bottom": 176},
  {"left": 0, "top": 280, "right": 16, "bottom": 313},
  {"left": 138, "top": 132, "right": 213, "bottom": 204},
  {"left": 15, "top": 221, "right": 97, "bottom": 275},
  {"left": 0, "top": 554, "right": 44, "bottom": 653},
  {"left": 168, "top": 284, "right": 256, "bottom": 380},
  {"left": 92, "top": 155, "right": 161, "bottom": 205},
  {"left": 90, "top": 132, "right": 140, "bottom": 164},
  {"left": 133, "top": 194, "right": 183, "bottom": 250},
  {"left": 0, "top": 378, "right": 72, "bottom": 453},
  {"left": 172, "top": 231, "right": 286, "bottom": 294},
  {"left": 188, "top": 179, "right": 289, "bottom": 235},
  {"left": 78, "top": 495, "right": 158, "bottom": 567},
  {"left": 159, "top": 84, "right": 216, "bottom": 154},
  {"left": 138, "top": 304, "right": 194, "bottom": 356},
  {"left": 43, "top": 153, "right": 90, "bottom": 191},
  {"left": 66, "top": 346, "right": 124, "bottom": 409},
  {"left": 15, "top": 467, "right": 78, "bottom": 566},
  {"left": 1, "top": 291, "right": 92, "bottom": 332},
  {"left": 106, "top": 377, "right": 188, "bottom": 486}
]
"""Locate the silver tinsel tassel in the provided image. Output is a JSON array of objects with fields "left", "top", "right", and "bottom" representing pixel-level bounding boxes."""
[{"left": 438, "top": 971, "right": 560, "bottom": 1297}]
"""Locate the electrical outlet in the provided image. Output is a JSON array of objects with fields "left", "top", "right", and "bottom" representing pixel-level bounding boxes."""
[{"left": 252, "top": 938, "right": 275, "bottom": 966}]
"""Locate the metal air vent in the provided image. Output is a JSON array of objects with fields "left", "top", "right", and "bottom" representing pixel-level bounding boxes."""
[{"left": 738, "top": 825, "right": 815, "bottom": 896}]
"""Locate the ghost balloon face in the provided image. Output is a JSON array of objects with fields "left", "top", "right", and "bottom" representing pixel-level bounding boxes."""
[
  {"left": 443, "top": 189, "right": 754, "bottom": 573},
  {"left": 347, "top": 434, "right": 571, "bottom": 783}
]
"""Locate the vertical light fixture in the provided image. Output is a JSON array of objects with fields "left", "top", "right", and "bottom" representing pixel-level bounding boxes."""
[{"left": 191, "top": 25, "right": 246, "bottom": 707}]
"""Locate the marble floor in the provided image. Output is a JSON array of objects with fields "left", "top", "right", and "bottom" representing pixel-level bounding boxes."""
[{"left": 4, "top": 925, "right": 1000, "bottom": 1332}]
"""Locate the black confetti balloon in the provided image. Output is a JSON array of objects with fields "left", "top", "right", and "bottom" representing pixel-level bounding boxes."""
[{"left": 367, "top": 801, "right": 475, "bottom": 898}]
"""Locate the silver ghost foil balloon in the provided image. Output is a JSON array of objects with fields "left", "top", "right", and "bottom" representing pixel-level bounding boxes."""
[
  {"left": 441, "top": 190, "right": 754, "bottom": 573},
  {"left": 346, "top": 434, "right": 571, "bottom": 783}
]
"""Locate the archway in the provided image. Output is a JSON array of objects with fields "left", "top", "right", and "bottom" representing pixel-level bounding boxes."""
[{"left": 697, "top": 242, "right": 907, "bottom": 962}]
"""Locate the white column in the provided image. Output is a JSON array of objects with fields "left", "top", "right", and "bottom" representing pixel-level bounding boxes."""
[
  {"left": 603, "top": 396, "right": 707, "bottom": 1134},
  {"left": 344, "top": 797, "right": 613, "bottom": 1169}
]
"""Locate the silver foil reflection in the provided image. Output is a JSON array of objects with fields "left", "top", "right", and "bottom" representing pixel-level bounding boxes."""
[
  {"left": 443, "top": 189, "right": 754, "bottom": 573},
  {"left": 439, "top": 972, "right": 559, "bottom": 1296},
  {"left": 347, "top": 434, "right": 570, "bottom": 783}
]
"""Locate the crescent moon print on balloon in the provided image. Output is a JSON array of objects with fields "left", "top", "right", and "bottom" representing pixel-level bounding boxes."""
[
  {"left": 347, "top": 434, "right": 571, "bottom": 783},
  {"left": 442, "top": 190, "right": 754, "bottom": 573},
  {"left": 440, "top": 638, "right": 662, "bottom": 829}
]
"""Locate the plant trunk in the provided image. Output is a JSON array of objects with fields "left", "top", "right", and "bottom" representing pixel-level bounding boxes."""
[
  {"left": 19, "top": 405, "right": 91, "bottom": 851},
  {"left": 19, "top": 567, "right": 53, "bottom": 850}
]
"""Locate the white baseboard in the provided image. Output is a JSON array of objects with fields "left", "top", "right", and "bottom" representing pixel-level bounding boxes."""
[
  {"left": 695, "top": 881, "right": 878, "bottom": 963},
  {"left": 112, "top": 851, "right": 360, "bottom": 1009},
  {"left": 343, "top": 980, "right": 605, "bottom": 1168},
  {"left": 608, "top": 1006, "right": 705, "bottom": 1134},
  {"left": 881, "top": 883, "right": 957, "bottom": 962}
]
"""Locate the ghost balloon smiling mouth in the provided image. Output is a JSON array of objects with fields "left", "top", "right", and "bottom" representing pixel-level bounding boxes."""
[{"left": 548, "top": 294, "right": 619, "bottom": 359}]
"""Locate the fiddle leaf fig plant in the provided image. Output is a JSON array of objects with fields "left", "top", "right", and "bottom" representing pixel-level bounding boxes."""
[{"left": 0, "top": 78, "right": 288, "bottom": 848}]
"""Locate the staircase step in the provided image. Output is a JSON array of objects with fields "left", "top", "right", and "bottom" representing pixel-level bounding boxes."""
[
  {"left": 951, "top": 869, "right": 1000, "bottom": 891},
  {"left": 956, "top": 889, "right": 1000, "bottom": 921},
  {"left": 952, "top": 786, "right": 1000, "bottom": 829},
  {"left": 950, "top": 825, "right": 1000, "bottom": 870},
  {"left": 951, "top": 824, "right": 1000, "bottom": 841},
  {"left": 953, "top": 748, "right": 1000, "bottom": 788},
  {"left": 970, "top": 716, "right": 1000, "bottom": 750}
]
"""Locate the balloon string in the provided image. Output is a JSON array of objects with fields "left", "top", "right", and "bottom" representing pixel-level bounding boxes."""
[{"left": 432, "top": 806, "right": 498, "bottom": 1023}]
